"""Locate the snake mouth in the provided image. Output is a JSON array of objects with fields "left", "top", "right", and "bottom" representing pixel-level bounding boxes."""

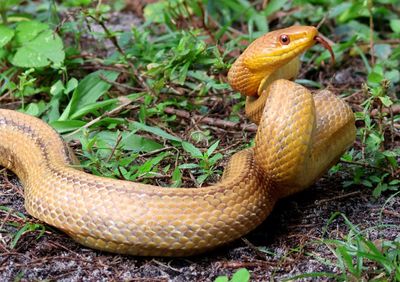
[{"left": 314, "top": 35, "right": 335, "bottom": 64}]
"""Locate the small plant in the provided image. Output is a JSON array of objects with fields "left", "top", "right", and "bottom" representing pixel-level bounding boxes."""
[
  {"left": 0, "top": 206, "right": 47, "bottom": 249},
  {"left": 288, "top": 211, "right": 400, "bottom": 281},
  {"left": 180, "top": 140, "right": 223, "bottom": 185}
]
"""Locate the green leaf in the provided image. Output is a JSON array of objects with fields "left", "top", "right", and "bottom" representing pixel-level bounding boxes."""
[
  {"left": 21, "top": 101, "right": 46, "bottom": 117},
  {"left": 378, "top": 96, "right": 393, "bottom": 107},
  {"left": 390, "top": 19, "right": 400, "bottom": 33},
  {"left": 50, "top": 120, "right": 87, "bottom": 134},
  {"left": 50, "top": 80, "right": 65, "bottom": 96},
  {"left": 0, "top": 0, "right": 23, "bottom": 10},
  {"left": 69, "top": 99, "right": 118, "bottom": 120},
  {"left": 14, "top": 21, "right": 48, "bottom": 44},
  {"left": 131, "top": 122, "right": 182, "bottom": 143},
  {"left": 171, "top": 167, "right": 182, "bottom": 187},
  {"left": 196, "top": 173, "right": 209, "bottom": 185},
  {"left": 214, "top": 276, "right": 229, "bottom": 282},
  {"left": 0, "top": 24, "right": 14, "bottom": 48},
  {"left": 231, "top": 268, "right": 251, "bottom": 282},
  {"left": 209, "top": 153, "right": 223, "bottom": 164},
  {"left": 373, "top": 44, "right": 392, "bottom": 60},
  {"left": 264, "top": 0, "right": 289, "bottom": 17},
  {"left": 11, "top": 21, "right": 65, "bottom": 68},
  {"left": 59, "top": 70, "right": 119, "bottom": 120},
  {"left": 367, "top": 72, "right": 384, "bottom": 84},
  {"left": 179, "top": 163, "right": 199, "bottom": 169},
  {"left": 11, "top": 223, "right": 46, "bottom": 249},
  {"left": 207, "top": 140, "right": 220, "bottom": 156},
  {"left": 65, "top": 77, "right": 78, "bottom": 94},
  {"left": 122, "top": 133, "right": 163, "bottom": 153},
  {"left": 182, "top": 141, "right": 203, "bottom": 158}
]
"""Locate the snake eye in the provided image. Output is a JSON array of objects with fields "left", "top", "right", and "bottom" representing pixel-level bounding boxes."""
[{"left": 279, "top": 34, "right": 290, "bottom": 45}]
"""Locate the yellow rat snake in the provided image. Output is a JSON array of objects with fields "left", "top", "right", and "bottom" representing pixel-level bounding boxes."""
[{"left": 0, "top": 26, "right": 356, "bottom": 256}]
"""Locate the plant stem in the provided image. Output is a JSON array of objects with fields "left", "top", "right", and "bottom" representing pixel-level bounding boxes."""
[{"left": 1, "top": 10, "right": 7, "bottom": 24}]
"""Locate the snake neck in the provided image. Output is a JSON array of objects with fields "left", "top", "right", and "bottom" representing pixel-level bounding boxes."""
[
  {"left": 244, "top": 57, "right": 301, "bottom": 125},
  {"left": 257, "top": 57, "right": 300, "bottom": 96}
]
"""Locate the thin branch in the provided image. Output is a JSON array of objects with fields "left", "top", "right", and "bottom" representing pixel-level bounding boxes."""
[
  {"left": 65, "top": 100, "right": 138, "bottom": 137},
  {"left": 164, "top": 107, "right": 257, "bottom": 132}
]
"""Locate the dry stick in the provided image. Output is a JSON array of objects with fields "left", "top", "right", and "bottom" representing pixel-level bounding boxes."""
[
  {"left": 340, "top": 159, "right": 394, "bottom": 174},
  {"left": 106, "top": 132, "right": 123, "bottom": 163},
  {"left": 368, "top": 1, "right": 375, "bottom": 65},
  {"left": 314, "top": 191, "right": 361, "bottom": 205},
  {"left": 241, "top": 238, "right": 267, "bottom": 260},
  {"left": 65, "top": 100, "right": 138, "bottom": 138},
  {"left": 99, "top": 74, "right": 143, "bottom": 92},
  {"left": 164, "top": 107, "right": 257, "bottom": 132}
]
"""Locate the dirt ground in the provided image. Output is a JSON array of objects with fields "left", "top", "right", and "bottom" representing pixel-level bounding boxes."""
[{"left": 0, "top": 170, "right": 399, "bottom": 281}]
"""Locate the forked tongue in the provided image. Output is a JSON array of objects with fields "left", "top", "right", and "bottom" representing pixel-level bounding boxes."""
[{"left": 314, "top": 34, "right": 335, "bottom": 64}]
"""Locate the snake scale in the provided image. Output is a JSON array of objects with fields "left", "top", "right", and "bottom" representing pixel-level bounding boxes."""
[{"left": 0, "top": 26, "right": 356, "bottom": 256}]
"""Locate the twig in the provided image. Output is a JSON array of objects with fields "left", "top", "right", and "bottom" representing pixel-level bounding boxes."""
[
  {"left": 314, "top": 191, "right": 361, "bottom": 205},
  {"left": 216, "top": 260, "right": 278, "bottom": 269},
  {"left": 106, "top": 132, "right": 123, "bottom": 163},
  {"left": 65, "top": 99, "right": 138, "bottom": 137},
  {"left": 368, "top": 0, "right": 375, "bottom": 65},
  {"left": 99, "top": 74, "right": 143, "bottom": 92},
  {"left": 152, "top": 259, "right": 182, "bottom": 273},
  {"left": 241, "top": 238, "right": 267, "bottom": 260},
  {"left": 164, "top": 107, "right": 257, "bottom": 132},
  {"left": 340, "top": 159, "right": 393, "bottom": 174}
]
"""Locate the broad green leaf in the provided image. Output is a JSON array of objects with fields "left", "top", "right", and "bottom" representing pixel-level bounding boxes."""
[
  {"left": 50, "top": 120, "right": 87, "bottom": 133},
  {"left": 367, "top": 72, "right": 384, "bottom": 84},
  {"left": 122, "top": 133, "right": 163, "bottom": 153},
  {"left": 69, "top": 99, "right": 118, "bottom": 120},
  {"left": 65, "top": 78, "right": 78, "bottom": 94},
  {"left": 59, "top": 70, "right": 119, "bottom": 120},
  {"left": 21, "top": 101, "right": 46, "bottom": 116},
  {"left": 50, "top": 80, "right": 65, "bottom": 96},
  {"left": 386, "top": 69, "right": 400, "bottom": 84},
  {"left": 14, "top": 21, "right": 49, "bottom": 44},
  {"left": 214, "top": 277, "right": 229, "bottom": 282},
  {"left": 11, "top": 22, "right": 65, "bottom": 68},
  {"left": 373, "top": 44, "right": 392, "bottom": 60},
  {"left": 0, "top": 24, "right": 14, "bottom": 47},
  {"left": 231, "top": 268, "right": 250, "bottom": 282},
  {"left": 390, "top": 19, "right": 400, "bottom": 33}
]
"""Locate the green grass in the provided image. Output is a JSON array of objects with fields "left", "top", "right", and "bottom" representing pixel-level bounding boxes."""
[{"left": 287, "top": 210, "right": 400, "bottom": 281}]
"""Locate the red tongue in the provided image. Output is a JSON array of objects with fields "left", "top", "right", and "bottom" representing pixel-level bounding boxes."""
[{"left": 314, "top": 35, "right": 335, "bottom": 64}]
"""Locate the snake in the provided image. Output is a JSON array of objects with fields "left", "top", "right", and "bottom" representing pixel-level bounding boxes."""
[{"left": 0, "top": 26, "right": 356, "bottom": 256}]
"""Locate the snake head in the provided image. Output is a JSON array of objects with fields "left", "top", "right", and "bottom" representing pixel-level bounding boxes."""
[{"left": 228, "top": 26, "right": 321, "bottom": 96}]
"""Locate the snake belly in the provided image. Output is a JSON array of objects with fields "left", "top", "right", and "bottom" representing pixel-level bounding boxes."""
[{"left": 0, "top": 26, "right": 356, "bottom": 256}]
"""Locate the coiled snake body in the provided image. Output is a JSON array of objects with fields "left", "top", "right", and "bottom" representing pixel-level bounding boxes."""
[{"left": 0, "top": 26, "right": 355, "bottom": 256}]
